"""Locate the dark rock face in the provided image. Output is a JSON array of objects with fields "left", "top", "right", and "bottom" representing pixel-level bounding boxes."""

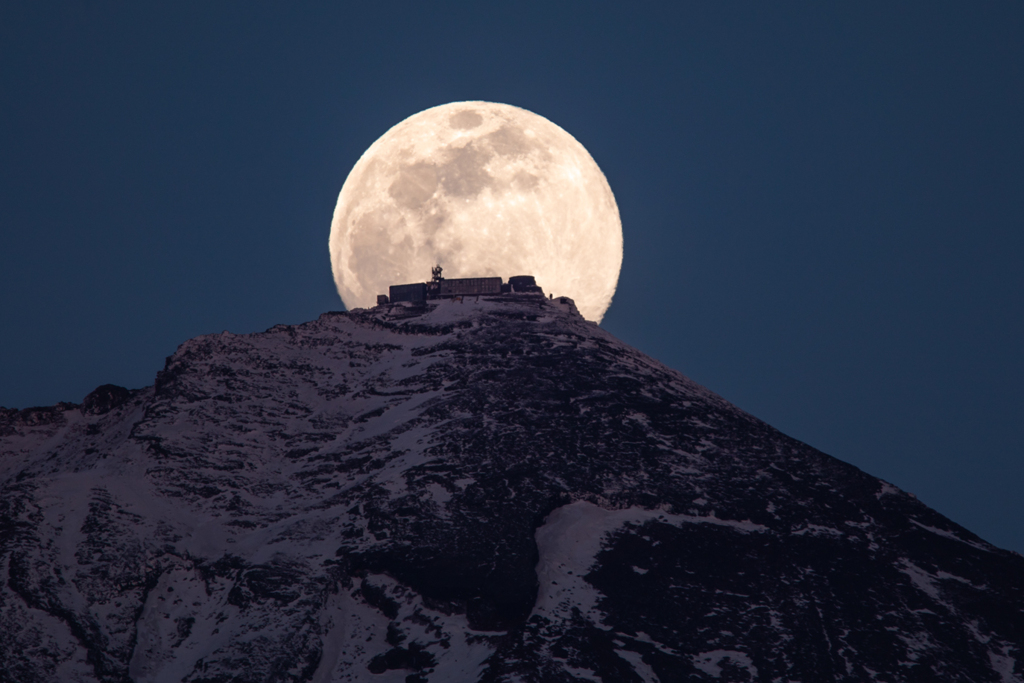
[
  {"left": 1, "top": 295, "right": 1021, "bottom": 682},
  {"left": 82, "top": 384, "right": 132, "bottom": 416}
]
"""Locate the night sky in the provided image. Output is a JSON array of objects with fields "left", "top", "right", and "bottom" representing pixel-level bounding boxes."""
[{"left": 2, "top": 4, "right": 1022, "bottom": 552}]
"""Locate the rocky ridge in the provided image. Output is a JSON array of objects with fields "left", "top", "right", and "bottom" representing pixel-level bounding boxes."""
[{"left": 1, "top": 294, "right": 1022, "bottom": 682}]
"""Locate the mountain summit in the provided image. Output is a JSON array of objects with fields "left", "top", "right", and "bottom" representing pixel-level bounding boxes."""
[{"left": 2, "top": 295, "right": 1021, "bottom": 682}]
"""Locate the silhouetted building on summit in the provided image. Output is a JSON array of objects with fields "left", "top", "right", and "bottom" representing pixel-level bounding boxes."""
[
  {"left": 440, "top": 277, "right": 502, "bottom": 297},
  {"left": 386, "top": 283, "right": 427, "bottom": 304},
  {"left": 505, "top": 275, "right": 543, "bottom": 294},
  {"left": 379, "top": 266, "right": 543, "bottom": 304}
]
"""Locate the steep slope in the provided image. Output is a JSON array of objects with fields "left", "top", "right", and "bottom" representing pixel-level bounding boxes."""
[{"left": 1, "top": 295, "right": 1021, "bottom": 683}]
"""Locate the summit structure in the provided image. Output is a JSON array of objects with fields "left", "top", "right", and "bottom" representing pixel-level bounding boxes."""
[
  {"left": 379, "top": 266, "right": 544, "bottom": 304},
  {"left": 1, "top": 296, "right": 1022, "bottom": 682}
]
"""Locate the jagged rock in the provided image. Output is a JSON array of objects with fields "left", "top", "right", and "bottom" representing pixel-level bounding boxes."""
[
  {"left": 1, "top": 294, "right": 1021, "bottom": 682},
  {"left": 82, "top": 384, "right": 132, "bottom": 416}
]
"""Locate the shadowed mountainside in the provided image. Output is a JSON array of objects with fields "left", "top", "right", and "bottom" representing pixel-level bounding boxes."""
[{"left": 2, "top": 295, "right": 1022, "bottom": 682}]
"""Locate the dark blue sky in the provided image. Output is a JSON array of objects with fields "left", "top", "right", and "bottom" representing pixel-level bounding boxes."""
[{"left": 2, "top": 3, "right": 1022, "bottom": 552}]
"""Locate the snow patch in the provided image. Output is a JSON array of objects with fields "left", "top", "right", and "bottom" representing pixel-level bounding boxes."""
[
  {"left": 792, "top": 524, "right": 844, "bottom": 537},
  {"left": 898, "top": 559, "right": 941, "bottom": 600},
  {"left": 692, "top": 650, "right": 758, "bottom": 679},
  {"left": 312, "top": 575, "right": 496, "bottom": 683},
  {"left": 968, "top": 621, "right": 1023, "bottom": 683},
  {"left": 876, "top": 482, "right": 901, "bottom": 499},
  {"left": 898, "top": 558, "right": 988, "bottom": 604},
  {"left": 988, "top": 646, "right": 1022, "bottom": 683},
  {"left": 533, "top": 501, "right": 767, "bottom": 625},
  {"left": 615, "top": 649, "right": 660, "bottom": 682},
  {"left": 910, "top": 519, "right": 992, "bottom": 553}
]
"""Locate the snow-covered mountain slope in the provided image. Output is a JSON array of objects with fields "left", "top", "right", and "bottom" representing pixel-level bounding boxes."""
[{"left": 2, "top": 294, "right": 1022, "bottom": 683}]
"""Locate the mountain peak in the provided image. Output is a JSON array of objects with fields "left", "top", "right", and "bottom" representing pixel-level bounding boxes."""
[{"left": 2, "top": 295, "right": 1021, "bottom": 682}]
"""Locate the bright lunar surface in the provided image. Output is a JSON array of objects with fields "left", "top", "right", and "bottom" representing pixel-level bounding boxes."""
[{"left": 329, "top": 101, "right": 622, "bottom": 322}]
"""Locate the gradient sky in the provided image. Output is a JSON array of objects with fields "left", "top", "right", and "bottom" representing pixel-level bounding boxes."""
[{"left": 2, "top": 3, "right": 1022, "bottom": 552}]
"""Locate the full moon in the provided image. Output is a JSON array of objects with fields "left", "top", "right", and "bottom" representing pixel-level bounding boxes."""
[{"left": 329, "top": 101, "right": 622, "bottom": 322}]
